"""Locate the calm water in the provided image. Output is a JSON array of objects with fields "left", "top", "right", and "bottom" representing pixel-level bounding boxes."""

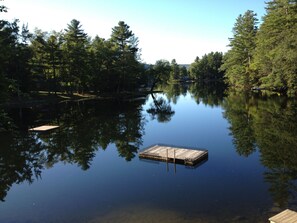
[{"left": 1, "top": 84, "right": 297, "bottom": 223}]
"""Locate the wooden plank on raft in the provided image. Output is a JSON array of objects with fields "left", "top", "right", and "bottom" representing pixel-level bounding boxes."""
[
  {"left": 139, "top": 144, "right": 208, "bottom": 166},
  {"left": 29, "top": 125, "right": 59, "bottom": 132},
  {"left": 269, "top": 209, "right": 297, "bottom": 223}
]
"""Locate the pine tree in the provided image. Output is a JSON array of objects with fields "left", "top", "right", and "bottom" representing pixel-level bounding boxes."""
[
  {"left": 253, "top": 0, "right": 297, "bottom": 95},
  {"left": 89, "top": 36, "right": 118, "bottom": 92},
  {"left": 30, "top": 30, "right": 48, "bottom": 90},
  {"left": 220, "top": 10, "right": 258, "bottom": 90},
  {"left": 110, "top": 21, "right": 140, "bottom": 92},
  {"left": 62, "top": 19, "right": 89, "bottom": 94},
  {"left": 0, "top": 6, "right": 32, "bottom": 97}
]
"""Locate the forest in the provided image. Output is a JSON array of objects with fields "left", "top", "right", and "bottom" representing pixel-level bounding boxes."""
[
  {"left": 0, "top": 4, "right": 193, "bottom": 101},
  {"left": 0, "top": 0, "right": 297, "bottom": 104},
  {"left": 221, "top": 0, "right": 297, "bottom": 95}
]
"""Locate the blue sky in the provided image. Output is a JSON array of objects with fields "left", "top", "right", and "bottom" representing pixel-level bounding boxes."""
[{"left": 2, "top": 0, "right": 267, "bottom": 64}]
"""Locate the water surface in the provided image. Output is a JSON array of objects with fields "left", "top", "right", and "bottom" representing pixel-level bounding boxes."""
[{"left": 1, "top": 85, "right": 297, "bottom": 222}]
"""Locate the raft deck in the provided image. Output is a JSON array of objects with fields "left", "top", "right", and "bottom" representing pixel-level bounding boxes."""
[
  {"left": 269, "top": 209, "right": 297, "bottom": 223},
  {"left": 139, "top": 144, "right": 208, "bottom": 166},
  {"left": 29, "top": 125, "right": 59, "bottom": 132}
]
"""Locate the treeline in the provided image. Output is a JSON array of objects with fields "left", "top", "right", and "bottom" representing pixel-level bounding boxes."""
[
  {"left": 0, "top": 5, "right": 195, "bottom": 101},
  {"left": 189, "top": 52, "right": 224, "bottom": 82},
  {"left": 2, "top": 1, "right": 295, "bottom": 99},
  {"left": 221, "top": 0, "right": 297, "bottom": 96},
  {"left": 1, "top": 5, "right": 145, "bottom": 98},
  {"left": 148, "top": 53, "right": 225, "bottom": 91}
]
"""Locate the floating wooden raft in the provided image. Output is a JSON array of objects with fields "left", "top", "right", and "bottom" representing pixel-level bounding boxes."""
[
  {"left": 139, "top": 144, "right": 208, "bottom": 166},
  {"left": 29, "top": 125, "right": 59, "bottom": 132},
  {"left": 269, "top": 209, "right": 297, "bottom": 223}
]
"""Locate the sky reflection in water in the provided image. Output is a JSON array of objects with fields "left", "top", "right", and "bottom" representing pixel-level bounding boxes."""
[{"left": 1, "top": 85, "right": 297, "bottom": 222}]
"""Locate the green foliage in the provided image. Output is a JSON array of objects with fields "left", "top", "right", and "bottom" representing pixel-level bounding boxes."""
[
  {"left": 253, "top": 0, "right": 297, "bottom": 95},
  {"left": 111, "top": 21, "right": 139, "bottom": 57},
  {"left": 146, "top": 59, "right": 189, "bottom": 90},
  {"left": 1, "top": 1, "right": 297, "bottom": 99},
  {"left": 0, "top": 13, "right": 32, "bottom": 98},
  {"left": 223, "top": 1, "right": 297, "bottom": 96},
  {"left": 0, "top": 5, "right": 32, "bottom": 97},
  {"left": 169, "top": 59, "right": 180, "bottom": 81},
  {"left": 149, "top": 59, "right": 171, "bottom": 91},
  {"left": 179, "top": 66, "right": 188, "bottom": 80},
  {"left": 110, "top": 21, "right": 141, "bottom": 92},
  {"left": 0, "top": 13, "right": 147, "bottom": 97},
  {"left": 62, "top": 19, "right": 89, "bottom": 94},
  {"left": 150, "top": 59, "right": 189, "bottom": 83},
  {"left": 1, "top": 1, "right": 152, "bottom": 99},
  {"left": 88, "top": 36, "right": 116, "bottom": 92},
  {"left": 190, "top": 52, "right": 224, "bottom": 81},
  {"left": 30, "top": 30, "right": 63, "bottom": 93},
  {"left": 220, "top": 10, "right": 258, "bottom": 90}
]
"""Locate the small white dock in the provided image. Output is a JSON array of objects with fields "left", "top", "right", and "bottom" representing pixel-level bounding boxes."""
[
  {"left": 139, "top": 144, "right": 208, "bottom": 166},
  {"left": 29, "top": 125, "right": 59, "bottom": 132},
  {"left": 269, "top": 209, "right": 297, "bottom": 223}
]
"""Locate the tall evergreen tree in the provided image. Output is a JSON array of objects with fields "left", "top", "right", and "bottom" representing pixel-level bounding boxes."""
[
  {"left": 0, "top": 6, "right": 32, "bottom": 98},
  {"left": 89, "top": 36, "right": 118, "bottom": 92},
  {"left": 110, "top": 21, "right": 140, "bottom": 92},
  {"left": 46, "top": 31, "right": 63, "bottom": 94},
  {"left": 30, "top": 30, "right": 63, "bottom": 93},
  {"left": 220, "top": 10, "right": 258, "bottom": 90},
  {"left": 62, "top": 19, "right": 89, "bottom": 94},
  {"left": 30, "top": 30, "right": 50, "bottom": 91},
  {"left": 253, "top": 0, "right": 297, "bottom": 95}
]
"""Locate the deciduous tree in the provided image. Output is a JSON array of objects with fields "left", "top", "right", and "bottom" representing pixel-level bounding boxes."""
[
  {"left": 150, "top": 60, "right": 171, "bottom": 91},
  {"left": 190, "top": 52, "right": 223, "bottom": 82}
]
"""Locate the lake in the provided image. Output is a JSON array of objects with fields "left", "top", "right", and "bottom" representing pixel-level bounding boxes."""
[{"left": 1, "top": 84, "right": 297, "bottom": 223}]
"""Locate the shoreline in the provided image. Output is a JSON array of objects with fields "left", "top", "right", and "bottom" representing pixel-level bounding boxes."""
[{"left": 0, "top": 90, "right": 162, "bottom": 109}]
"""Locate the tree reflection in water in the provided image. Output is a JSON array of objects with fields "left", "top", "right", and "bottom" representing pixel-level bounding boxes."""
[
  {"left": 189, "top": 82, "right": 226, "bottom": 107},
  {"left": 0, "top": 98, "right": 145, "bottom": 201},
  {"left": 223, "top": 92, "right": 297, "bottom": 208},
  {"left": 222, "top": 93, "right": 257, "bottom": 157},
  {"left": 0, "top": 131, "right": 45, "bottom": 201},
  {"left": 147, "top": 94, "right": 175, "bottom": 123},
  {"left": 1, "top": 84, "right": 297, "bottom": 209}
]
